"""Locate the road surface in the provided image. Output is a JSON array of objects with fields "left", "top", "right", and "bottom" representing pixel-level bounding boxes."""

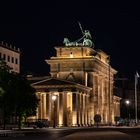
[{"left": 0, "top": 127, "right": 140, "bottom": 140}]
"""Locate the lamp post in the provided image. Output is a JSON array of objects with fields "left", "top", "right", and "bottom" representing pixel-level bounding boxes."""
[
  {"left": 135, "top": 71, "right": 139, "bottom": 125},
  {"left": 125, "top": 100, "right": 130, "bottom": 125},
  {"left": 52, "top": 95, "right": 57, "bottom": 128}
]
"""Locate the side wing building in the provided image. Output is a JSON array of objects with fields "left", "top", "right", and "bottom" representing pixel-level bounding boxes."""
[{"left": 0, "top": 41, "right": 20, "bottom": 73}]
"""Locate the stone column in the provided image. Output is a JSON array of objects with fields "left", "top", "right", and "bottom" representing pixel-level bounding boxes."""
[
  {"left": 94, "top": 75, "right": 101, "bottom": 115},
  {"left": 77, "top": 93, "right": 80, "bottom": 126},
  {"left": 87, "top": 94, "right": 90, "bottom": 125},
  {"left": 81, "top": 93, "right": 84, "bottom": 126},
  {"left": 72, "top": 93, "right": 77, "bottom": 126},
  {"left": 56, "top": 93, "right": 59, "bottom": 127},
  {"left": 110, "top": 82, "right": 114, "bottom": 122},
  {"left": 58, "top": 92, "right": 63, "bottom": 126},
  {"left": 99, "top": 76, "right": 104, "bottom": 123},
  {"left": 42, "top": 93, "right": 46, "bottom": 119},
  {"left": 93, "top": 74, "right": 98, "bottom": 121},
  {"left": 38, "top": 93, "right": 42, "bottom": 119},
  {"left": 67, "top": 92, "right": 72, "bottom": 127},
  {"left": 78, "top": 93, "right": 82, "bottom": 126},
  {"left": 63, "top": 92, "right": 67, "bottom": 126},
  {"left": 105, "top": 79, "right": 108, "bottom": 123},
  {"left": 79, "top": 93, "right": 82, "bottom": 126},
  {"left": 107, "top": 78, "right": 110, "bottom": 123},
  {"left": 83, "top": 94, "right": 85, "bottom": 126},
  {"left": 84, "top": 94, "right": 88, "bottom": 125},
  {"left": 85, "top": 72, "right": 88, "bottom": 86},
  {"left": 101, "top": 78, "right": 105, "bottom": 123},
  {"left": 114, "top": 100, "right": 117, "bottom": 118},
  {"left": 46, "top": 93, "right": 49, "bottom": 120},
  {"left": 49, "top": 93, "right": 52, "bottom": 124}
]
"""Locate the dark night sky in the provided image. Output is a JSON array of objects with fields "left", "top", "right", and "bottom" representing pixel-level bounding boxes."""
[{"left": 0, "top": 1, "right": 140, "bottom": 79}]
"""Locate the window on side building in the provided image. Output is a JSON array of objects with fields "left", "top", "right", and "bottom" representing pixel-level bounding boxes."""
[
  {"left": 15, "top": 58, "right": 18, "bottom": 64},
  {"left": 3, "top": 54, "right": 6, "bottom": 60},
  {"left": 8, "top": 55, "right": 10, "bottom": 62},
  {"left": 12, "top": 57, "right": 14, "bottom": 63}
]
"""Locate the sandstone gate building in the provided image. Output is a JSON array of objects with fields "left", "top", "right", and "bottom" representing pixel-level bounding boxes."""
[{"left": 30, "top": 43, "right": 121, "bottom": 126}]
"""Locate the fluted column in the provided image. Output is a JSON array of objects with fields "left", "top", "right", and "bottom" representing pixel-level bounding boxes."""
[
  {"left": 42, "top": 93, "right": 46, "bottom": 119},
  {"left": 107, "top": 78, "right": 110, "bottom": 123},
  {"left": 93, "top": 74, "right": 98, "bottom": 122},
  {"left": 67, "top": 92, "right": 72, "bottom": 126},
  {"left": 101, "top": 78, "right": 105, "bottom": 123},
  {"left": 46, "top": 93, "right": 49, "bottom": 120},
  {"left": 100, "top": 76, "right": 104, "bottom": 118},
  {"left": 84, "top": 94, "right": 88, "bottom": 125},
  {"left": 72, "top": 93, "right": 77, "bottom": 126},
  {"left": 110, "top": 82, "right": 113, "bottom": 122},
  {"left": 77, "top": 93, "right": 80, "bottom": 126},
  {"left": 79, "top": 93, "right": 82, "bottom": 126},
  {"left": 55, "top": 93, "right": 59, "bottom": 127},
  {"left": 102, "top": 79, "right": 108, "bottom": 124},
  {"left": 38, "top": 93, "right": 43, "bottom": 119},
  {"left": 83, "top": 93, "right": 86, "bottom": 126},
  {"left": 87, "top": 94, "right": 90, "bottom": 125},
  {"left": 97, "top": 75, "right": 101, "bottom": 114},
  {"left": 63, "top": 92, "right": 67, "bottom": 126},
  {"left": 49, "top": 93, "right": 52, "bottom": 122},
  {"left": 58, "top": 92, "right": 63, "bottom": 126},
  {"left": 80, "top": 93, "right": 83, "bottom": 126}
]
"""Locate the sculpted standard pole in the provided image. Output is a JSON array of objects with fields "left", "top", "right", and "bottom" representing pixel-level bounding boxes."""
[
  {"left": 135, "top": 72, "right": 139, "bottom": 124},
  {"left": 135, "top": 74, "right": 137, "bottom": 124}
]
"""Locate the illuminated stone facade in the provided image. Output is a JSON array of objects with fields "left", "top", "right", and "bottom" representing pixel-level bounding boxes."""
[
  {"left": 31, "top": 78, "right": 91, "bottom": 126},
  {"left": 31, "top": 45, "right": 121, "bottom": 126},
  {"left": 0, "top": 41, "right": 20, "bottom": 73}
]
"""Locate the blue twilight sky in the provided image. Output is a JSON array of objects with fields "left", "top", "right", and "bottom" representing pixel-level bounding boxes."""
[{"left": 0, "top": 1, "right": 140, "bottom": 79}]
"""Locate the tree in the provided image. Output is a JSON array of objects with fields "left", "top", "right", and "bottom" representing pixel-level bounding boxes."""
[
  {"left": 0, "top": 59, "right": 13, "bottom": 129},
  {"left": 0, "top": 59, "right": 39, "bottom": 129},
  {"left": 8, "top": 74, "right": 39, "bottom": 129}
]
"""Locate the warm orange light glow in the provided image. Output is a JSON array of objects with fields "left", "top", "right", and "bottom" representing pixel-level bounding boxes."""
[
  {"left": 59, "top": 112, "right": 63, "bottom": 126},
  {"left": 52, "top": 95, "right": 57, "bottom": 101},
  {"left": 72, "top": 111, "right": 77, "bottom": 126},
  {"left": 70, "top": 52, "right": 73, "bottom": 58},
  {"left": 32, "top": 45, "right": 121, "bottom": 126}
]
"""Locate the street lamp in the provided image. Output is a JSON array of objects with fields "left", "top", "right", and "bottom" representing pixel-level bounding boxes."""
[
  {"left": 125, "top": 100, "right": 130, "bottom": 105},
  {"left": 52, "top": 95, "right": 57, "bottom": 128},
  {"left": 125, "top": 100, "right": 130, "bottom": 125}
]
